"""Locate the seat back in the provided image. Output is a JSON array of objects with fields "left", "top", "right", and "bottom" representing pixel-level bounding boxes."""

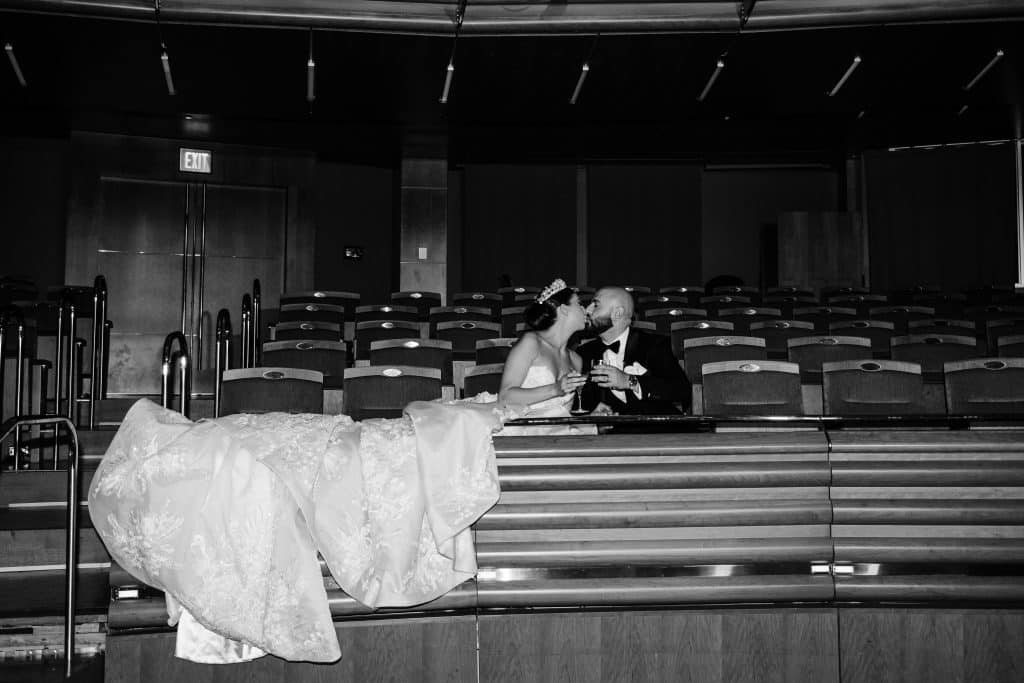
[
  {"left": 907, "top": 319, "right": 975, "bottom": 337},
  {"left": 986, "top": 319, "right": 1024, "bottom": 354},
  {"left": 794, "top": 306, "right": 858, "bottom": 333},
  {"left": 498, "top": 286, "right": 541, "bottom": 307},
  {"left": 670, "top": 320, "right": 734, "bottom": 359},
  {"left": 944, "top": 358, "right": 1024, "bottom": 415},
  {"left": 274, "top": 321, "right": 343, "bottom": 342},
  {"left": 891, "top": 334, "right": 978, "bottom": 379},
  {"left": 280, "top": 291, "right": 359, "bottom": 322},
  {"left": 787, "top": 335, "right": 873, "bottom": 383},
  {"left": 822, "top": 360, "right": 926, "bottom": 415},
  {"left": 828, "top": 320, "right": 895, "bottom": 358},
  {"left": 342, "top": 365, "right": 443, "bottom": 420},
  {"left": 390, "top": 291, "right": 442, "bottom": 320},
  {"left": 436, "top": 321, "right": 502, "bottom": 359},
  {"left": 762, "top": 295, "right": 818, "bottom": 319},
  {"left": 648, "top": 307, "right": 707, "bottom": 334},
  {"left": 826, "top": 294, "right": 887, "bottom": 317},
  {"left": 622, "top": 285, "right": 652, "bottom": 296},
  {"left": 717, "top": 307, "right": 783, "bottom": 334},
  {"left": 278, "top": 302, "right": 344, "bottom": 325},
  {"left": 500, "top": 306, "right": 526, "bottom": 337},
  {"left": 476, "top": 338, "right": 517, "bottom": 365},
  {"left": 354, "top": 321, "right": 422, "bottom": 360},
  {"left": 463, "top": 363, "right": 504, "bottom": 398},
  {"left": 749, "top": 320, "right": 815, "bottom": 359},
  {"left": 869, "top": 305, "right": 936, "bottom": 335},
  {"left": 912, "top": 293, "right": 966, "bottom": 319},
  {"left": 219, "top": 367, "right": 324, "bottom": 416},
  {"left": 355, "top": 304, "right": 419, "bottom": 324},
  {"left": 682, "top": 336, "right": 766, "bottom": 386},
  {"left": 261, "top": 340, "right": 347, "bottom": 387},
  {"left": 636, "top": 295, "right": 689, "bottom": 319},
  {"left": 369, "top": 338, "right": 453, "bottom": 385},
  {"left": 996, "top": 334, "right": 1024, "bottom": 358},
  {"left": 428, "top": 306, "right": 495, "bottom": 335},
  {"left": 451, "top": 292, "right": 502, "bottom": 319},
  {"left": 658, "top": 286, "right": 705, "bottom": 307},
  {"left": 698, "top": 295, "right": 752, "bottom": 317},
  {"left": 702, "top": 360, "right": 802, "bottom": 416},
  {"left": 711, "top": 285, "right": 761, "bottom": 304}
]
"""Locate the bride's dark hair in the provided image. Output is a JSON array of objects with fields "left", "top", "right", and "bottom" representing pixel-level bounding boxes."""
[{"left": 524, "top": 286, "right": 574, "bottom": 332}]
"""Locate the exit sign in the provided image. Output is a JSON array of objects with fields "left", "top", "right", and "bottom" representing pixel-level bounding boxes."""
[{"left": 179, "top": 148, "right": 212, "bottom": 174}]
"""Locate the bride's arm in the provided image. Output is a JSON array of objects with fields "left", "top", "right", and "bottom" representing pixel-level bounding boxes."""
[{"left": 499, "top": 334, "right": 567, "bottom": 406}]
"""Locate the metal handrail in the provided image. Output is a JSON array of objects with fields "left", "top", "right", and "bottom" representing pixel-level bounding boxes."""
[
  {"left": 88, "top": 276, "right": 108, "bottom": 429},
  {"left": 1, "top": 306, "right": 27, "bottom": 468},
  {"left": 240, "top": 294, "right": 253, "bottom": 369},
  {"left": 252, "top": 279, "right": 261, "bottom": 367},
  {"left": 214, "top": 309, "right": 232, "bottom": 418},
  {"left": 0, "top": 414, "right": 81, "bottom": 679},
  {"left": 160, "top": 332, "right": 190, "bottom": 418}
]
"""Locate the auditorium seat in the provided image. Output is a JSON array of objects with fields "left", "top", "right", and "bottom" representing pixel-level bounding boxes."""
[
  {"left": 463, "top": 363, "right": 504, "bottom": 398},
  {"left": 762, "top": 295, "right": 818, "bottom": 318},
  {"left": 822, "top": 360, "right": 926, "bottom": 416},
  {"left": 342, "top": 365, "right": 442, "bottom": 420},
  {"left": 622, "top": 285, "right": 652, "bottom": 296},
  {"left": 390, "top": 291, "right": 442, "bottom": 320},
  {"left": 354, "top": 304, "right": 419, "bottom": 325},
  {"left": 907, "top": 319, "right": 975, "bottom": 337},
  {"left": 370, "top": 338, "right": 453, "bottom": 386},
  {"left": 451, "top": 292, "right": 502, "bottom": 319},
  {"left": 966, "top": 304, "right": 1024, "bottom": 338},
  {"left": 636, "top": 294, "right": 688, "bottom": 319},
  {"left": 711, "top": 285, "right": 761, "bottom": 304},
  {"left": 658, "top": 285, "right": 704, "bottom": 307},
  {"left": 826, "top": 294, "right": 887, "bottom": 317},
  {"left": 278, "top": 302, "right": 344, "bottom": 326},
  {"left": 766, "top": 286, "right": 815, "bottom": 300},
  {"left": 670, "top": 320, "right": 734, "bottom": 359},
  {"left": 889, "top": 284, "right": 941, "bottom": 305},
  {"left": 996, "top": 334, "right": 1024, "bottom": 357},
  {"left": 648, "top": 307, "right": 707, "bottom": 334},
  {"left": 476, "top": 338, "right": 517, "bottom": 365},
  {"left": 869, "top": 305, "right": 935, "bottom": 335},
  {"left": 788, "top": 335, "right": 873, "bottom": 384},
  {"left": 749, "top": 320, "right": 815, "bottom": 359},
  {"left": 262, "top": 339, "right": 347, "bottom": 388},
  {"left": 436, "top": 320, "right": 502, "bottom": 360},
  {"left": 682, "top": 335, "right": 766, "bottom": 387},
  {"left": 828, "top": 320, "right": 895, "bottom": 358},
  {"left": 631, "top": 320, "right": 658, "bottom": 334},
  {"left": 944, "top": 358, "right": 1024, "bottom": 415},
  {"left": 273, "top": 321, "right": 343, "bottom": 342},
  {"left": 354, "top": 321, "right": 422, "bottom": 360},
  {"left": 428, "top": 306, "right": 494, "bottom": 335},
  {"left": 820, "top": 285, "right": 868, "bottom": 301},
  {"left": 699, "top": 295, "right": 752, "bottom": 317},
  {"left": 964, "top": 285, "right": 1016, "bottom": 306},
  {"left": 219, "top": 367, "right": 324, "bottom": 416},
  {"left": 500, "top": 306, "right": 526, "bottom": 337},
  {"left": 717, "top": 306, "right": 783, "bottom": 334},
  {"left": 912, "top": 292, "right": 966, "bottom": 319},
  {"left": 985, "top": 318, "right": 1024, "bottom": 354},
  {"left": 702, "top": 360, "right": 803, "bottom": 416},
  {"left": 890, "top": 334, "right": 979, "bottom": 381},
  {"left": 794, "top": 306, "right": 858, "bottom": 333},
  {"left": 280, "top": 290, "right": 359, "bottom": 339},
  {"left": 498, "top": 286, "right": 541, "bottom": 307}
]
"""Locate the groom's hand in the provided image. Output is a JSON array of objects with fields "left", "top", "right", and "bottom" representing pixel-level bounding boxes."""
[{"left": 590, "top": 365, "right": 629, "bottom": 391}]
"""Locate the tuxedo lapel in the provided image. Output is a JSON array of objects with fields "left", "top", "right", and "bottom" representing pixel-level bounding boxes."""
[{"left": 623, "top": 326, "right": 643, "bottom": 366}]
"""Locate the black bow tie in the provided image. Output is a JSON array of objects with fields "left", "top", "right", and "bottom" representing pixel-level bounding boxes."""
[{"left": 602, "top": 340, "right": 621, "bottom": 354}]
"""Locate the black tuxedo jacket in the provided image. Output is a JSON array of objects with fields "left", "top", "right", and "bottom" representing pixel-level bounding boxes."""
[{"left": 577, "top": 328, "right": 691, "bottom": 415}]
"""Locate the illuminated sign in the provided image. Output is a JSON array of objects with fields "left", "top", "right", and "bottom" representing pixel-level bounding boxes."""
[{"left": 179, "top": 148, "right": 212, "bottom": 174}]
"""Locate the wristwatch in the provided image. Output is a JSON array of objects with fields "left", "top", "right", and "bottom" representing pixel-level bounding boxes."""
[{"left": 627, "top": 374, "right": 640, "bottom": 391}]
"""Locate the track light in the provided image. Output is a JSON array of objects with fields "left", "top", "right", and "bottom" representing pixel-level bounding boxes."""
[
  {"left": 439, "top": 61, "right": 454, "bottom": 104},
  {"left": 697, "top": 59, "right": 725, "bottom": 103},
  {"left": 306, "top": 31, "right": 315, "bottom": 103},
  {"left": 569, "top": 62, "right": 589, "bottom": 105},
  {"left": 828, "top": 55, "right": 861, "bottom": 97},
  {"left": 958, "top": 104, "right": 969, "bottom": 117},
  {"left": 964, "top": 49, "right": 1004, "bottom": 91},
  {"left": 4, "top": 43, "right": 26, "bottom": 87},
  {"left": 160, "top": 49, "right": 176, "bottom": 96}
]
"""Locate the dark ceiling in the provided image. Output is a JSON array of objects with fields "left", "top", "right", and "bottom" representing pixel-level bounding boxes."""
[{"left": 1, "top": 1, "right": 1022, "bottom": 164}]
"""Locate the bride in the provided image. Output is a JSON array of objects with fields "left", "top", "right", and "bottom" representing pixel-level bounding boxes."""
[{"left": 496, "top": 278, "right": 590, "bottom": 432}]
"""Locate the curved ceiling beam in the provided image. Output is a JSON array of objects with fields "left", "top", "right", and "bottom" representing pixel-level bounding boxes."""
[{"left": 2, "top": 0, "right": 1023, "bottom": 35}]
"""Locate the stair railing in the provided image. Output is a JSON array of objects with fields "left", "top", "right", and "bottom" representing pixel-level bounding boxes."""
[
  {"left": 251, "top": 278, "right": 261, "bottom": 367},
  {"left": 214, "top": 309, "right": 232, "bottom": 418},
  {"left": 0, "top": 414, "right": 81, "bottom": 679},
  {"left": 160, "top": 332, "right": 190, "bottom": 418},
  {"left": 0, "top": 306, "right": 27, "bottom": 468},
  {"left": 240, "top": 294, "right": 253, "bottom": 368},
  {"left": 88, "top": 275, "right": 108, "bottom": 429}
]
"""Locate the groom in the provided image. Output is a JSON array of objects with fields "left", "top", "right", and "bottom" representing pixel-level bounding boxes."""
[{"left": 578, "top": 286, "right": 691, "bottom": 415}]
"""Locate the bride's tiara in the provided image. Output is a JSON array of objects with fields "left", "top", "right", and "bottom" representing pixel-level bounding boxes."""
[{"left": 536, "top": 278, "right": 567, "bottom": 304}]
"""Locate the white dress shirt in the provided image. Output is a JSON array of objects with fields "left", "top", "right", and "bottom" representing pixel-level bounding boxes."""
[{"left": 601, "top": 327, "right": 642, "bottom": 403}]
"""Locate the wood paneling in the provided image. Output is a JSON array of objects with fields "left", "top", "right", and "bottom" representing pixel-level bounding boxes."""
[{"left": 840, "top": 609, "right": 1024, "bottom": 683}]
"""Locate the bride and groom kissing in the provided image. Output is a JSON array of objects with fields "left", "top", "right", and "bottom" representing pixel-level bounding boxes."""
[{"left": 497, "top": 278, "right": 691, "bottom": 419}]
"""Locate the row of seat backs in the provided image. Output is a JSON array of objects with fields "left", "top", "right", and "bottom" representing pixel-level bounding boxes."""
[{"left": 699, "top": 357, "right": 1024, "bottom": 417}]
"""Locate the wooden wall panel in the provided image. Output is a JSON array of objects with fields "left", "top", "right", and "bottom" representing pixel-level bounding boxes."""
[{"left": 839, "top": 609, "right": 1024, "bottom": 683}]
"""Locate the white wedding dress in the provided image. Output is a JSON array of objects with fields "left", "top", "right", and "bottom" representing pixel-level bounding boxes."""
[
  {"left": 494, "top": 364, "right": 596, "bottom": 436},
  {"left": 88, "top": 398, "right": 503, "bottom": 664}
]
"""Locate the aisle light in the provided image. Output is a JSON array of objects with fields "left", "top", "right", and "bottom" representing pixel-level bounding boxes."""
[
  {"left": 828, "top": 55, "right": 861, "bottom": 97},
  {"left": 569, "top": 62, "right": 589, "bottom": 105},
  {"left": 160, "top": 50, "right": 176, "bottom": 96},
  {"left": 697, "top": 59, "right": 725, "bottom": 102},
  {"left": 964, "top": 49, "right": 1004, "bottom": 91},
  {"left": 5, "top": 43, "right": 26, "bottom": 87}
]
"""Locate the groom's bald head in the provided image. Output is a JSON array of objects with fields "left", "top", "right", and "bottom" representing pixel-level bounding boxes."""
[{"left": 597, "top": 287, "right": 635, "bottom": 321}]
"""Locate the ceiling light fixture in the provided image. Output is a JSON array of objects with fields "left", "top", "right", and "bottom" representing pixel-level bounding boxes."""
[
  {"left": 828, "top": 55, "right": 861, "bottom": 97},
  {"left": 4, "top": 43, "right": 26, "bottom": 87},
  {"left": 155, "top": 1, "right": 175, "bottom": 96},
  {"left": 306, "top": 30, "right": 315, "bottom": 103},
  {"left": 738, "top": 0, "right": 757, "bottom": 29},
  {"left": 958, "top": 104, "right": 969, "bottom": 116},
  {"left": 569, "top": 62, "right": 589, "bottom": 105},
  {"left": 964, "top": 49, "right": 1004, "bottom": 91},
  {"left": 697, "top": 59, "right": 725, "bottom": 102},
  {"left": 439, "top": 0, "right": 469, "bottom": 104}
]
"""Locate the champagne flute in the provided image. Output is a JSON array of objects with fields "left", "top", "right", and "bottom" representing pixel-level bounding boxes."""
[{"left": 570, "top": 357, "right": 592, "bottom": 415}]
